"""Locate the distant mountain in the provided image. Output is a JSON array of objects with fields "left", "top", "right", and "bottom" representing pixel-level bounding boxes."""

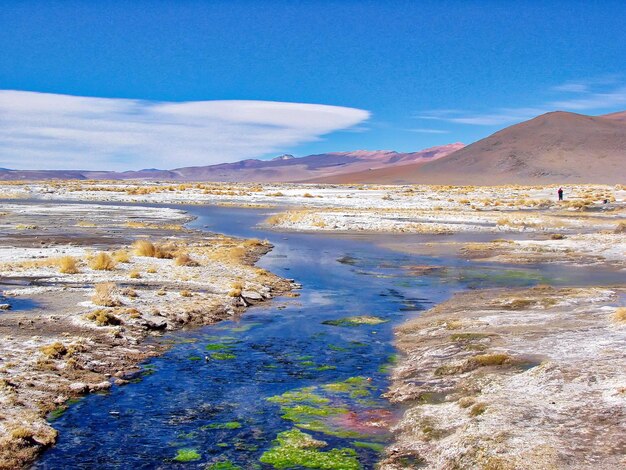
[
  {"left": 0, "top": 144, "right": 464, "bottom": 182},
  {"left": 333, "top": 111, "right": 626, "bottom": 184}
]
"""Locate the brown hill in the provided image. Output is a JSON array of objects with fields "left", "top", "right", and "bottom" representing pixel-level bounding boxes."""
[{"left": 331, "top": 111, "right": 626, "bottom": 185}]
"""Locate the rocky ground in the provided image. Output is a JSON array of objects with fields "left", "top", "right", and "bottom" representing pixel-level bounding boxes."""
[
  {"left": 380, "top": 286, "right": 626, "bottom": 469},
  {"left": 0, "top": 201, "right": 293, "bottom": 469}
]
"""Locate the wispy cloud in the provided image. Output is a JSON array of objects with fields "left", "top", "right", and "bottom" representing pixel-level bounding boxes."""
[
  {"left": 416, "top": 79, "right": 626, "bottom": 126},
  {"left": 0, "top": 90, "right": 370, "bottom": 170}
]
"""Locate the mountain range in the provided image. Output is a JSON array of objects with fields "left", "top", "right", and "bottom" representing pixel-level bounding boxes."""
[{"left": 0, "top": 110, "right": 624, "bottom": 184}]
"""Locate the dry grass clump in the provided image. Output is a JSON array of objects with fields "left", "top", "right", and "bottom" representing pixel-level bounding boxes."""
[
  {"left": 92, "top": 282, "right": 122, "bottom": 307},
  {"left": 228, "top": 281, "right": 243, "bottom": 297},
  {"left": 174, "top": 253, "right": 198, "bottom": 267},
  {"left": 458, "top": 397, "right": 475, "bottom": 408},
  {"left": 76, "top": 220, "right": 96, "bottom": 227},
  {"left": 469, "top": 402, "right": 487, "bottom": 417},
  {"left": 146, "top": 265, "right": 157, "bottom": 274},
  {"left": 132, "top": 240, "right": 157, "bottom": 257},
  {"left": 210, "top": 245, "right": 247, "bottom": 264},
  {"left": 88, "top": 252, "right": 116, "bottom": 271},
  {"left": 242, "top": 238, "right": 264, "bottom": 247},
  {"left": 121, "top": 287, "right": 138, "bottom": 298},
  {"left": 10, "top": 426, "right": 35, "bottom": 440},
  {"left": 502, "top": 298, "right": 534, "bottom": 310},
  {"left": 435, "top": 353, "right": 514, "bottom": 376},
  {"left": 180, "top": 290, "right": 192, "bottom": 297},
  {"left": 40, "top": 342, "right": 67, "bottom": 359},
  {"left": 615, "top": 222, "right": 626, "bottom": 234},
  {"left": 129, "top": 270, "right": 141, "bottom": 279},
  {"left": 550, "top": 233, "right": 565, "bottom": 240},
  {"left": 132, "top": 240, "right": 175, "bottom": 258},
  {"left": 57, "top": 256, "right": 79, "bottom": 274},
  {"left": 611, "top": 307, "right": 626, "bottom": 324},
  {"left": 112, "top": 250, "right": 130, "bottom": 263},
  {"left": 85, "top": 309, "right": 122, "bottom": 326},
  {"left": 472, "top": 353, "right": 512, "bottom": 367}
]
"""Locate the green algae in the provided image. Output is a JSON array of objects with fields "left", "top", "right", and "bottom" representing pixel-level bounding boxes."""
[
  {"left": 300, "top": 360, "right": 316, "bottom": 367},
  {"left": 296, "top": 421, "right": 365, "bottom": 439},
  {"left": 188, "top": 355, "right": 202, "bottom": 361},
  {"left": 315, "top": 365, "right": 337, "bottom": 371},
  {"left": 177, "top": 431, "right": 197, "bottom": 439},
  {"left": 259, "top": 429, "right": 361, "bottom": 470},
  {"left": 202, "top": 421, "right": 242, "bottom": 430},
  {"left": 205, "top": 343, "right": 231, "bottom": 351},
  {"left": 47, "top": 406, "right": 68, "bottom": 422},
  {"left": 220, "top": 322, "right": 261, "bottom": 333},
  {"left": 322, "top": 316, "right": 388, "bottom": 327},
  {"left": 281, "top": 404, "right": 348, "bottom": 422},
  {"left": 378, "top": 354, "right": 398, "bottom": 373},
  {"left": 267, "top": 387, "right": 330, "bottom": 406},
  {"left": 210, "top": 352, "right": 236, "bottom": 360},
  {"left": 172, "top": 448, "right": 201, "bottom": 462},
  {"left": 206, "top": 460, "right": 243, "bottom": 469},
  {"left": 328, "top": 344, "right": 349, "bottom": 352},
  {"left": 323, "top": 376, "right": 376, "bottom": 399},
  {"left": 351, "top": 441, "right": 385, "bottom": 452}
]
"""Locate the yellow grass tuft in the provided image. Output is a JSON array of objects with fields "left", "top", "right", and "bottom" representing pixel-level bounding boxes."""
[
  {"left": 85, "top": 309, "right": 122, "bottom": 326},
  {"left": 132, "top": 240, "right": 156, "bottom": 257},
  {"left": 472, "top": 353, "right": 512, "bottom": 367},
  {"left": 88, "top": 252, "right": 116, "bottom": 271},
  {"left": 129, "top": 270, "right": 141, "bottom": 279},
  {"left": 132, "top": 240, "right": 174, "bottom": 258},
  {"left": 612, "top": 307, "right": 626, "bottom": 324},
  {"left": 92, "top": 282, "right": 122, "bottom": 307},
  {"left": 76, "top": 221, "right": 96, "bottom": 227},
  {"left": 228, "top": 281, "right": 243, "bottom": 297},
  {"left": 174, "top": 253, "right": 198, "bottom": 267},
  {"left": 112, "top": 250, "right": 131, "bottom": 263},
  {"left": 57, "top": 256, "right": 79, "bottom": 274},
  {"left": 40, "top": 342, "right": 67, "bottom": 359},
  {"left": 180, "top": 290, "right": 192, "bottom": 297}
]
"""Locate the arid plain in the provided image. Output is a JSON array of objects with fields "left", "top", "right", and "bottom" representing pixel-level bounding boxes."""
[{"left": 0, "top": 180, "right": 623, "bottom": 468}]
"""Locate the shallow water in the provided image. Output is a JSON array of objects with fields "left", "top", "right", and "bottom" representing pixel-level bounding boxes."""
[{"left": 35, "top": 205, "right": 622, "bottom": 469}]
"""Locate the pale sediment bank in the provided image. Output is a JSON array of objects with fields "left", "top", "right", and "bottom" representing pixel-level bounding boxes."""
[
  {"left": 3, "top": 181, "right": 623, "bottom": 267},
  {"left": 380, "top": 286, "right": 626, "bottom": 469},
  {"left": 0, "top": 202, "right": 293, "bottom": 469}
]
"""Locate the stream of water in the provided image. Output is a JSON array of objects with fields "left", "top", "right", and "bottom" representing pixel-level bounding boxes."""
[{"left": 34, "top": 205, "right": 614, "bottom": 469}]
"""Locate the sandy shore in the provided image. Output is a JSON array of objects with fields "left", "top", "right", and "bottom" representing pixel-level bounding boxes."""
[{"left": 0, "top": 201, "right": 293, "bottom": 469}]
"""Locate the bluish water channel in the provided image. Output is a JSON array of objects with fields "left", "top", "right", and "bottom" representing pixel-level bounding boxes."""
[{"left": 34, "top": 205, "right": 615, "bottom": 469}]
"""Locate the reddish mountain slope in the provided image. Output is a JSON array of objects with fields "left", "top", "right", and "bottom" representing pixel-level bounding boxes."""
[
  {"left": 0, "top": 144, "right": 464, "bottom": 182},
  {"left": 334, "top": 111, "right": 626, "bottom": 184}
]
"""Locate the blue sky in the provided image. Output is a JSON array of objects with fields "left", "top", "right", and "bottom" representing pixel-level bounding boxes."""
[{"left": 0, "top": 0, "right": 625, "bottom": 170}]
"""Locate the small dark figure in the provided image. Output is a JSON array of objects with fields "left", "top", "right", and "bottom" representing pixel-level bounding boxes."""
[
  {"left": 557, "top": 187, "right": 563, "bottom": 201},
  {"left": 603, "top": 199, "right": 609, "bottom": 204}
]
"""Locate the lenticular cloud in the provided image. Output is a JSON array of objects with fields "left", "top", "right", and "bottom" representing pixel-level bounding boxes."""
[{"left": 0, "top": 90, "right": 370, "bottom": 170}]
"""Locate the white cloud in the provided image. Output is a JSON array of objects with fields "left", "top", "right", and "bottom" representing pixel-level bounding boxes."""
[
  {"left": 416, "top": 80, "right": 626, "bottom": 127},
  {"left": 0, "top": 90, "right": 370, "bottom": 170}
]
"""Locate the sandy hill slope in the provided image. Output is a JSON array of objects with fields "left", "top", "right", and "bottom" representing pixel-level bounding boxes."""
[
  {"left": 0, "top": 144, "right": 463, "bottom": 182},
  {"left": 330, "top": 111, "right": 626, "bottom": 185}
]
